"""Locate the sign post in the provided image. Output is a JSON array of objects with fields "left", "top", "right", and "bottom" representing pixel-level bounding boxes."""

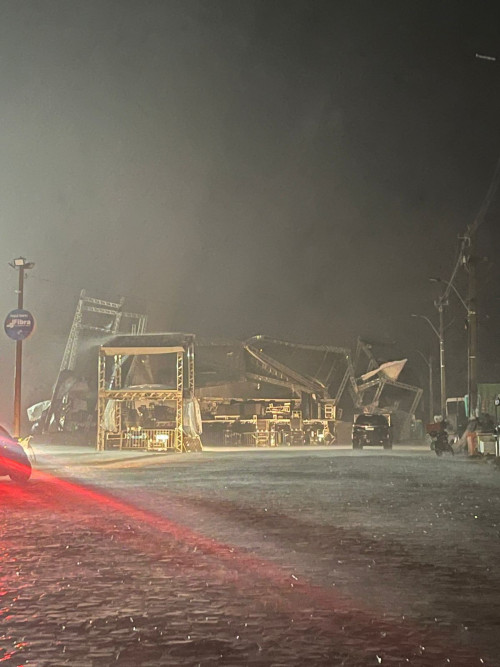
[{"left": 6, "top": 258, "right": 35, "bottom": 438}]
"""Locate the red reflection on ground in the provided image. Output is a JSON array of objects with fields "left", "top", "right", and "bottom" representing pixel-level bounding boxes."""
[
  {"left": 0, "top": 452, "right": 31, "bottom": 483},
  {"left": 0, "top": 466, "right": 490, "bottom": 666}
]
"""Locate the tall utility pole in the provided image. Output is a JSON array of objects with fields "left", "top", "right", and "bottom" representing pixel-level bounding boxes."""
[
  {"left": 430, "top": 276, "right": 471, "bottom": 417},
  {"left": 465, "top": 230, "right": 478, "bottom": 418},
  {"left": 436, "top": 300, "right": 446, "bottom": 419},
  {"left": 434, "top": 232, "right": 479, "bottom": 421},
  {"left": 9, "top": 257, "right": 35, "bottom": 437},
  {"left": 471, "top": 57, "right": 500, "bottom": 415},
  {"left": 428, "top": 354, "right": 434, "bottom": 421}
]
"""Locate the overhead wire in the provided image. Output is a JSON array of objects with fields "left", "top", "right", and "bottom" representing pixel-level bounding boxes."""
[{"left": 442, "top": 155, "right": 500, "bottom": 303}]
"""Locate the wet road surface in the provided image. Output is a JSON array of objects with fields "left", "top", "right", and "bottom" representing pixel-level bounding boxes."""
[{"left": 1, "top": 447, "right": 499, "bottom": 665}]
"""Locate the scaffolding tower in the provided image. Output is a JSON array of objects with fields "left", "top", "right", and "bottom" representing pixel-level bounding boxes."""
[
  {"left": 97, "top": 333, "right": 195, "bottom": 453},
  {"left": 43, "top": 290, "right": 147, "bottom": 432}
]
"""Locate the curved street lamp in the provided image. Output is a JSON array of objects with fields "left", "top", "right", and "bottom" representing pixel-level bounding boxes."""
[
  {"left": 416, "top": 350, "right": 434, "bottom": 422},
  {"left": 411, "top": 313, "right": 446, "bottom": 419},
  {"left": 429, "top": 277, "right": 468, "bottom": 312}
]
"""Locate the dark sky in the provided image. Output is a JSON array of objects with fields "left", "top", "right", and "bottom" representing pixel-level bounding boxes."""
[{"left": 1, "top": 0, "right": 500, "bottom": 423}]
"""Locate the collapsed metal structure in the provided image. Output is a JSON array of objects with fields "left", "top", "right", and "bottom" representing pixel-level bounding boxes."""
[
  {"left": 31, "top": 291, "right": 423, "bottom": 448},
  {"left": 39, "top": 291, "right": 147, "bottom": 435},
  {"left": 195, "top": 336, "right": 348, "bottom": 446},
  {"left": 352, "top": 339, "right": 423, "bottom": 439},
  {"left": 195, "top": 336, "right": 423, "bottom": 445}
]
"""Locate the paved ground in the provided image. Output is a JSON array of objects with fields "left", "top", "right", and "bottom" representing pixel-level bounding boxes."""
[{"left": 1, "top": 443, "right": 499, "bottom": 666}]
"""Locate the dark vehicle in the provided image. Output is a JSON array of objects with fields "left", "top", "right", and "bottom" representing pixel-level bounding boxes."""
[
  {"left": 352, "top": 413, "right": 392, "bottom": 450},
  {"left": 0, "top": 425, "right": 32, "bottom": 483}
]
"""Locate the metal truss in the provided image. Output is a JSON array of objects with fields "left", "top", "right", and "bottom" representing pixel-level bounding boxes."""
[
  {"left": 44, "top": 289, "right": 147, "bottom": 433},
  {"left": 97, "top": 335, "right": 194, "bottom": 454},
  {"left": 175, "top": 351, "right": 184, "bottom": 452},
  {"left": 245, "top": 345, "right": 325, "bottom": 395}
]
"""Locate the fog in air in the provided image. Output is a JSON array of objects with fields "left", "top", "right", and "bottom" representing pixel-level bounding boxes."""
[{"left": 1, "top": 0, "right": 500, "bottom": 421}]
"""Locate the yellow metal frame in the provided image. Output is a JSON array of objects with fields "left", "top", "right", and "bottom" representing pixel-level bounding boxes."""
[
  {"left": 175, "top": 351, "right": 184, "bottom": 452},
  {"left": 97, "top": 338, "right": 194, "bottom": 453}
]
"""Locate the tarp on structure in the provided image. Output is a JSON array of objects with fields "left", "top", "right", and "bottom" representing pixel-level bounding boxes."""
[
  {"left": 101, "top": 333, "right": 195, "bottom": 356},
  {"left": 196, "top": 380, "right": 293, "bottom": 400},
  {"left": 103, "top": 400, "right": 118, "bottom": 432},
  {"left": 27, "top": 400, "right": 51, "bottom": 423},
  {"left": 195, "top": 339, "right": 248, "bottom": 389},
  {"left": 184, "top": 398, "right": 203, "bottom": 437},
  {"left": 361, "top": 359, "right": 407, "bottom": 382},
  {"left": 102, "top": 333, "right": 195, "bottom": 352}
]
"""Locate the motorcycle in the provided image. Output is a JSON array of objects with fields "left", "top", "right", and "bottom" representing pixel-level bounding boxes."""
[{"left": 429, "top": 428, "right": 455, "bottom": 457}]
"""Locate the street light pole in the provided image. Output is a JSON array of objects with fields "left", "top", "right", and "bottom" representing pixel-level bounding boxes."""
[
  {"left": 430, "top": 277, "right": 468, "bottom": 311},
  {"left": 416, "top": 350, "right": 434, "bottom": 421},
  {"left": 411, "top": 313, "right": 446, "bottom": 419},
  {"left": 466, "top": 233, "right": 478, "bottom": 418},
  {"left": 9, "top": 257, "right": 34, "bottom": 438},
  {"left": 437, "top": 301, "right": 446, "bottom": 420}
]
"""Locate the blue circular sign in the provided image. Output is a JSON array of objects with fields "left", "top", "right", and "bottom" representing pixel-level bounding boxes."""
[{"left": 4, "top": 309, "right": 35, "bottom": 341}]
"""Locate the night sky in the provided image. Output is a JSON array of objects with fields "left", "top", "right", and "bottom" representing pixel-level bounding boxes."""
[{"left": 1, "top": 0, "right": 500, "bottom": 424}]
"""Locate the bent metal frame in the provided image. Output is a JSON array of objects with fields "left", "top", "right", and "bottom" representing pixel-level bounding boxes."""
[{"left": 97, "top": 334, "right": 195, "bottom": 453}]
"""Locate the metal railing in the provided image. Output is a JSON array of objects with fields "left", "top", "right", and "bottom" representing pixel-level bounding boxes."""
[{"left": 112, "top": 428, "right": 178, "bottom": 451}]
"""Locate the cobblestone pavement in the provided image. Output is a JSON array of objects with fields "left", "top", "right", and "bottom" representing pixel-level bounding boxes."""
[{"left": 1, "top": 448, "right": 499, "bottom": 666}]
